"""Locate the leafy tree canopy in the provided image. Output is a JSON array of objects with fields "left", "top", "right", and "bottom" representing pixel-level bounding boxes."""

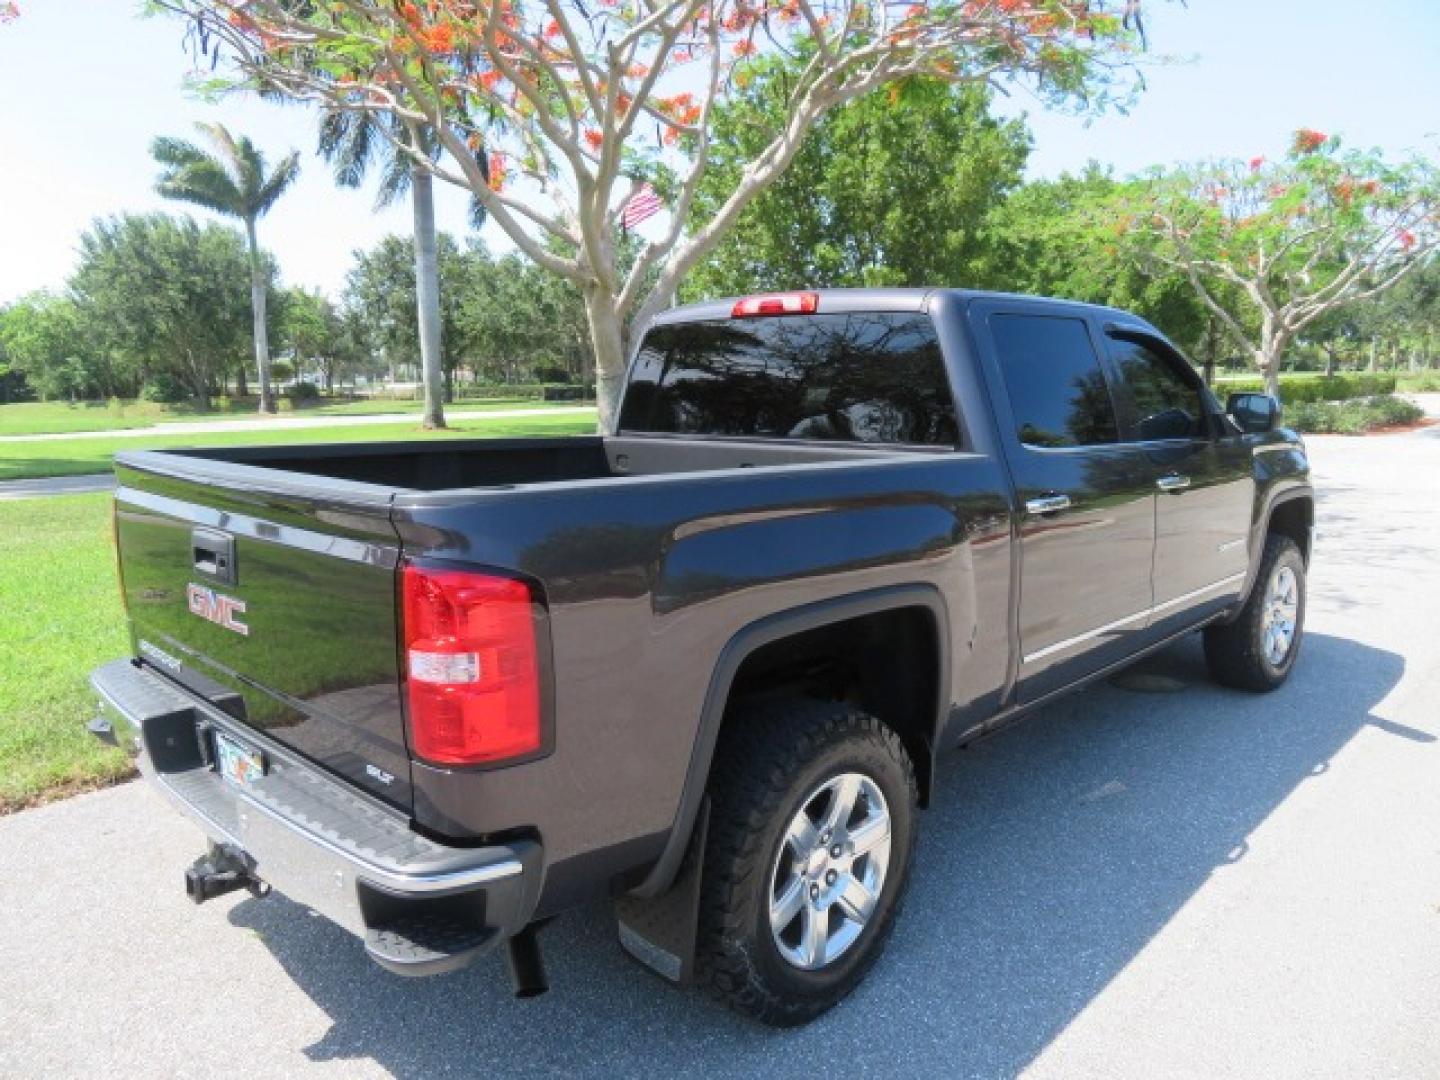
[
  {"left": 0, "top": 292, "right": 99, "bottom": 401},
  {"left": 685, "top": 73, "right": 1030, "bottom": 297},
  {"left": 981, "top": 164, "right": 1209, "bottom": 349},
  {"left": 69, "top": 213, "right": 260, "bottom": 406},
  {"left": 1130, "top": 130, "right": 1440, "bottom": 392},
  {"left": 343, "top": 233, "right": 473, "bottom": 384}
]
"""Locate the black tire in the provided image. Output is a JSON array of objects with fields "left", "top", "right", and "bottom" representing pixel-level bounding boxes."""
[
  {"left": 1204, "top": 534, "right": 1306, "bottom": 691},
  {"left": 696, "top": 698, "right": 917, "bottom": 1027}
]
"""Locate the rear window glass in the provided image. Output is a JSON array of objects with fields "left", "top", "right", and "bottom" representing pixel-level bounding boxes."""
[{"left": 618, "top": 312, "right": 959, "bottom": 446}]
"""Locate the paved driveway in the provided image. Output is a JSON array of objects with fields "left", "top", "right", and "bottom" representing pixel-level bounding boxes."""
[{"left": 2, "top": 429, "right": 1437, "bottom": 1079}]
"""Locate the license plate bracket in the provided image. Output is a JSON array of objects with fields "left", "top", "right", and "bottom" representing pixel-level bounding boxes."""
[{"left": 213, "top": 729, "right": 266, "bottom": 787}]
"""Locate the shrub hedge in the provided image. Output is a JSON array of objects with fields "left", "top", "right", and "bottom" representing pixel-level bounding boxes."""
[
  {"left": 1217, "top": 373, "right": 1397, "bottom": 403},
  {"left": 1287, "top": 395, "right": 1423, "bottom": 434}
]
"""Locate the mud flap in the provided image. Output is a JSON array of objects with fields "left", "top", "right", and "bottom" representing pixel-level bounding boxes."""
[{"left": 615, "top": 797, "right": 710, "bottom": 985}]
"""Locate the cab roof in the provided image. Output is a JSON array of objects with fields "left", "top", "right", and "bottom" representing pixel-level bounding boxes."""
[{"left": 652, "top": 287, "right": 1157, "bottom": 335}]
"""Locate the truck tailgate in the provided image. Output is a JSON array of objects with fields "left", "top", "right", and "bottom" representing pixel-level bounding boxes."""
[{"left": 113, "top": 452, "right": 412, "bottom": 808}]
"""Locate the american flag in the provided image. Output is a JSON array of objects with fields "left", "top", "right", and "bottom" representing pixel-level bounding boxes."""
[{"left": 621, "top": 182, "right": 663, "bottom": 230}]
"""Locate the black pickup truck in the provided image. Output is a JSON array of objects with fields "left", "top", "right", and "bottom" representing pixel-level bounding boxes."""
[{"left": 91, "top": 288, "right": 1312, "bottom": 1025}]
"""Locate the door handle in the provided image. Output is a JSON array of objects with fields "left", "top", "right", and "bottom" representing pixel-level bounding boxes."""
[
  {"left": 192, "top": 527, "right": 236, "bottom": 585},
  {"left": 1025, "top": 494, "right": 1072, "bottom": 515},
  {"left": 1156, "top": 474, "right": 1191, "bottom": 492}
]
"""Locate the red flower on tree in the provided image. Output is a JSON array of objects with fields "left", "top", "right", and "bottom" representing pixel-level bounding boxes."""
[
  {"left": 1292, "top": 129, "right": 1327, "bottom": 155},
  {"left": 1249, "top": 156, "right": 1265, "bottom": 172},
  {"left": 421, "top": 23, "right": 454, "bottom": 52}
]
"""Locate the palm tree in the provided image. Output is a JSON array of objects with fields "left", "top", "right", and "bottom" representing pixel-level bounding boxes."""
[
  {"left": 319, "top": 112, "right": 481, "bottom": 430},
  {"left": 152, "top": 123, "right": 300, "bottom": 414}
]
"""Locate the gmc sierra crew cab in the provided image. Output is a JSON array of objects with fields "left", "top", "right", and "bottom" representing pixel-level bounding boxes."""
[{"left": 91, "top": 288, "right": 1312, "bottom": 1026}]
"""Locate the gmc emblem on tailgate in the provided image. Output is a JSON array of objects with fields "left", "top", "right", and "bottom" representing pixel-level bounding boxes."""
[{"left": 186, "top": 583, "right": 249, "bottom": 636}]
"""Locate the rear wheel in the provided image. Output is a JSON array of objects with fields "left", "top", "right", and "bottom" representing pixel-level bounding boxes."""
[
  {"left": 696, "top": 699, "right": 917, "bottom": 1027},
  {"left": 1204, "top": 534, "right": 1306, "bottom": 691}
]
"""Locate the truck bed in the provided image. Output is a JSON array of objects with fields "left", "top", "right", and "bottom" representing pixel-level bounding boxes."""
[
  {"left": 163, "top": 434, "right": 922, "bottom": 492},
  {"left": 112, "top": 432, "right": 979, "bottom": 819}
]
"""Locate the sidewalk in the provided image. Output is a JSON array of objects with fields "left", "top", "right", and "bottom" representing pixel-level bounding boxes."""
[
  {"left": 0, "top": 474, "right": 115, "bottom": 500},
  {"left": 0, "top": 404, "right": 594, "bottom": 444}
]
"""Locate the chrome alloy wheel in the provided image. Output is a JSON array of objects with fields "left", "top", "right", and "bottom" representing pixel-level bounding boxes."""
[
  {"left": 1262, "top": 564, "right": 1300, "bottom": 666},
  {"left": 768, "top": 772, "right": 892, "bottom": 971}
]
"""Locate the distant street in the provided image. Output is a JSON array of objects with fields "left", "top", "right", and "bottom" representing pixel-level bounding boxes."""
[{"left": 0, "top": 474, "right": 116, "bottom": 500}]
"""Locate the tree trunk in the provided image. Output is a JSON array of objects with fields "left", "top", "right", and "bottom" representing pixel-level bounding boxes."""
[
  {"left": 1263, "top": 367, "right": 1281, "bottom": 398},
  {"left": 245, "top": 218, "right": 276, "bottom": 414},
  {"left": 582, "top": 286, "right": 627, "bottom": 431},
  {"left": 184, "top": 349, "right": 210, "bottom": 412},
  {"left": 236, "top": 361, "right": 248, "bottom": 399},
  {"left": 1256, "top": 348, "right": 1282, "bottom": 399},
  {"left": 411, "top": 168, "right": 447, "bottom": 430}
]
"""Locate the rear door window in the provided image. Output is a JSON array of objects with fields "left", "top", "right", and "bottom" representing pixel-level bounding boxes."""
[
  {"left": 988, "top": 314, "right": 1119, "bottom": 448},
  {"left": 619, "top": 312, "right": 959, "bottom": 446}
]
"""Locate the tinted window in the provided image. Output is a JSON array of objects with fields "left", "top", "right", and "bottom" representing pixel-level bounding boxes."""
[
  {"left": 990, "top": 314, "right": 1118, "bottom": 448},
  {"left": 1111, "top": 338, "right": 1206, "bottom": 440},
  {"left": 618, "top": 312, "right": 958, "bottom": 445}
]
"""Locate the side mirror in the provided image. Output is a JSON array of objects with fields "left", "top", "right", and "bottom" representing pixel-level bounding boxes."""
[{"left": 1226, "top": 392, "right": 1281, "bottom": 434}]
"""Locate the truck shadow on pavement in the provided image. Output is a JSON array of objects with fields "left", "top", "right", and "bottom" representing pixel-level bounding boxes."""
[{"left": 228, "top": 631, "right": 1415, "bottom": 1079}]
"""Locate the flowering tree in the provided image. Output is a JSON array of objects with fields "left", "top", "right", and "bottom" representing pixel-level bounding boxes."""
[
  {"left": 162, "top": 0, "right": 1163, "bottom": 422},
  {"left": 1137, "top": 130, "right": 1440, "bottom": 397}
]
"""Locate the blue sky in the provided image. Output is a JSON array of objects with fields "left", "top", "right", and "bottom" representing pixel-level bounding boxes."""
[{"left": 1, "top": 0, "right": 1436, "bottom": 304}]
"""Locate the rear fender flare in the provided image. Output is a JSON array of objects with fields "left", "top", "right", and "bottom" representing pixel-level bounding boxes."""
[{"left": 631, "top": 583, "right": 950, "bottom": 898}]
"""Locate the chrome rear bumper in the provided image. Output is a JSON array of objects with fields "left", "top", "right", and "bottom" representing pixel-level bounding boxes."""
[{"left": 90, "top": 659, "right": 542, "bottom": 973}]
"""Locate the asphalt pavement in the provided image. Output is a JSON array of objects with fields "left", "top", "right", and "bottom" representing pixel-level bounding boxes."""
[{"left": 2, "top": 428, "right": 1438, "bottom": 1078}]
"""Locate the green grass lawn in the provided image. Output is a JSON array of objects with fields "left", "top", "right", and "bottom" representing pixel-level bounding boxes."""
[
  {"left": 0, "top": 493, "right": 133, "bottom": 811},
  {"left": 0, "top": 410, "right": 597, "bottom": 480},
  {"left": 0, "top": 401, "right": 168, "bottom": 435},
  {"left": 0, "top": 396, "right": 583, "bottom": 436}
]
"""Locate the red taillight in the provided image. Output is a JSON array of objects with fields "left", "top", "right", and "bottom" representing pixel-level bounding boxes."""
[
  {"left": 400, "top": 563, "right": 543, "bottom": 766},
  {"left": 731, "top": 291, "right": 819, "bottom": 317}
]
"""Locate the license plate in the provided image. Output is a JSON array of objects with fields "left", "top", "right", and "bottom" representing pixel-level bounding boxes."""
[{"left": 214, "top": 730, "right": 266, "bottom": 787}]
